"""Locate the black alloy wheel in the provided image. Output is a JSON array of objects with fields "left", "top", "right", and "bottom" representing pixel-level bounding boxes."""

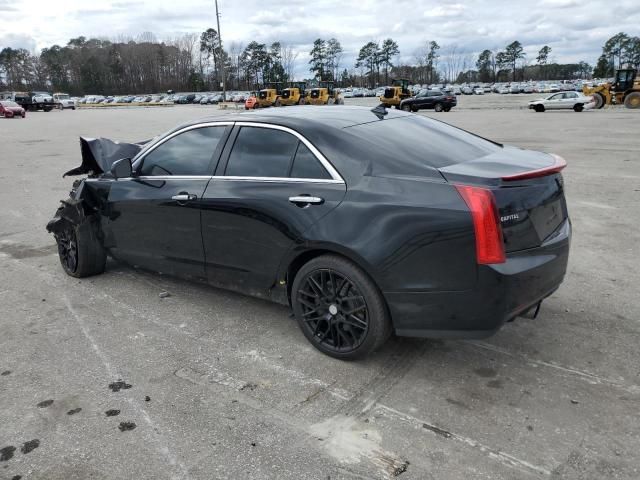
[
  {"left": 292, "top": 255, "right": 391, "bottom": 359},
  {"left": 57, "top": 226, "right": 78, "bottom": 274}
]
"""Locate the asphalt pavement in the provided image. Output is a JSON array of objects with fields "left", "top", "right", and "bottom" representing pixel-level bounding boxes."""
[{"left": 0, "top": 97, "right": 638, "bottom": 479}]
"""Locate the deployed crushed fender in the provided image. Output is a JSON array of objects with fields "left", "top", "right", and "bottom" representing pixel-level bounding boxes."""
[{"left": 63, "top": 136, "right": 148, "bottom": 177}]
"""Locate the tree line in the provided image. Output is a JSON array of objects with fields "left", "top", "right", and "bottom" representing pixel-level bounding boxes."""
[{"left": 1, "top": 31, "right": 637, "bottom": 95}]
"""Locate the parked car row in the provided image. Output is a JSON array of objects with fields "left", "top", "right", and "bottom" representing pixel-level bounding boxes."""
[{"left": 77, "top": 92, "right": 252, "bottom": 106}]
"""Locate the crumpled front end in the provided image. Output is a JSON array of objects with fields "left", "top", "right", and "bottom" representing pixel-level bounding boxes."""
[{"left": 63, "top": 137, "right": 148, "bottom": 177}]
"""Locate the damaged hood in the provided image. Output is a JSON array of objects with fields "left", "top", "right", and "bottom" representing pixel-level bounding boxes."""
[{"left": 63, "top": 137, "right": 149, "bottom": 177}]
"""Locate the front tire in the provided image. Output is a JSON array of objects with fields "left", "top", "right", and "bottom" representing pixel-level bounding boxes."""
[
  {"left": 401, "top": 103, "right": 411, "bottom": 112},
  {"left": 573, "top": 104, "right": 583, "bottom": 112},
  {"left": 624, "top": 92, "right": 640, "bottom": 109},
  {"left": 593, "top": 92, "right": 605, "bottom": 109},
  {"left": 535, "top": 104, "right": 545, "bottom": 112},
  {"left": 291, "top": 255, "right": 392, "bottom": 360},
  {"left": 55, "top": 218, "right": 107, "bottom": 278}
]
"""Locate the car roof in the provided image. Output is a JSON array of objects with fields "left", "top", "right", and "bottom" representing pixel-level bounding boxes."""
[{"left": 195, "top": 105, "right": 411, "bottom": 131}]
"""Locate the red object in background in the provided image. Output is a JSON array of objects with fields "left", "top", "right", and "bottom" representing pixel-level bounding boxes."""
[{"left": 0, "top": 101, "right": 26, "bottom": 118}]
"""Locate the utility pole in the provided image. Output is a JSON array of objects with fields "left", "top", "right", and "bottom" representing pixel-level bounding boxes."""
[{"left": 214, "top": 0, "right": 226, "bottom": 101}]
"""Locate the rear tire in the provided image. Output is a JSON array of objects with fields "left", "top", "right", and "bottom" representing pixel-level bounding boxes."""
[
  {"left": 291, "top": 255, "right": 392, "bottom": 360},
  {"left": 624, "top": 92, "right": 640, "bottom": 109},
  {"left": 434, "top": 103, "right": 443, "bottom": 112},
  {"left": 55, "top": 217, "right": 107, "bottom": 278}
]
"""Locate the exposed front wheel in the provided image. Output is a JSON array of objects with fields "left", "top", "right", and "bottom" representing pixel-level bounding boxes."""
[
  {"left": 55, "top": 219, "right": 107, "bottom": 278},
  {"left": 291, "top": 255, "right": 392, "bottom": 360}
]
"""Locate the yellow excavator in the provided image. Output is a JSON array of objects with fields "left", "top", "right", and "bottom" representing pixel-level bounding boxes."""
[
  {"left": 583, "top": 69, "right": 640, "bottom": 109},
  {"left": 280, "top": 82, "right": 307, "bottom": 106},
  {"left": 379, "top": 78, "right": 411, "bottom": 108}
]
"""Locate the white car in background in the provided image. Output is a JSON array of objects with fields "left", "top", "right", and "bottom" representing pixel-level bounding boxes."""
[
  {"left": 529, "top": 91, "right": 595, "bottom": 112},
  {"left": 473, "top": 87, "right": 484, "bottom": 95}
]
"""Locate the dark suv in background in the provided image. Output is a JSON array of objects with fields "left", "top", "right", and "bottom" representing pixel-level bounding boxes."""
[{"left": 400, "top": 89, "right": 457, "bottom": 112}]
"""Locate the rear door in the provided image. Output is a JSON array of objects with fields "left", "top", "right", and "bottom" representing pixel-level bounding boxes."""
[
  {"left": 104, "top": 122, "right": 231, "bottom": 279},
  {"left": 201, "top": 123, "right": 346, "bottom": 295}
]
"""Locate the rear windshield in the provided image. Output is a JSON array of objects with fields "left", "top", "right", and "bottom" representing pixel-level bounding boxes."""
[{"left": 345, "top": 115, "right": 500, "bottom": 169}]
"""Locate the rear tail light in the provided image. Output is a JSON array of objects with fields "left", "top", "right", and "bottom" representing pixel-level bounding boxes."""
[
  {"left": 455, "top": 185, "right": 506, "bottom": 264},
  {"left": 501, "top": 154, "right": 566, "bottom": 181}
]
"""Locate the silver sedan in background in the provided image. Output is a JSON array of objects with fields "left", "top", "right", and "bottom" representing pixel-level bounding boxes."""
[{"left": 529, "top": 91, "right": 595, "bottom": 112}]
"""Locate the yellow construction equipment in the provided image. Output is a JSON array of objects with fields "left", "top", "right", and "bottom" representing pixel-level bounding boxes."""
[
  {"left": 583, "top": 69, "right": 640, "bottom": 109},
  {"left": 280, "top": 82, "right": 307, "bottom": 106},
  {"left": 308, "top": 81, "right": 343, "bottom": 105},
  {"left": 256, "top": 82, "right": 283, "bottom": 108},
  {"left": 379, "top": 78, "right": 411, "bottom": 108}
]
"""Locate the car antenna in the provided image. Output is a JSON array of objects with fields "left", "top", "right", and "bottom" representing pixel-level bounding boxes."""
[{"left": 371, "top": 103, "right": 388, "bottom": 120}]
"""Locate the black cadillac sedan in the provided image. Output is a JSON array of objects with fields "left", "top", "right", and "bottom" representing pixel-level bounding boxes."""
[{"left": 47, "top": 106, "right": 570, "bottom": 359}]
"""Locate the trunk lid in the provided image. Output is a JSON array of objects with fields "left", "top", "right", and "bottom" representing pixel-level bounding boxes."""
[{"left": 439, "top": 146, "right": 568, "bottom": 252}]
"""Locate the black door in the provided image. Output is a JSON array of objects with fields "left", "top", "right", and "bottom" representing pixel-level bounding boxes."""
[
  {"left": 103, "top": 124, "right": 231, "bottom": 280},
  {"left": 201, "top": 125, "right": 346, "bottom": 296}
]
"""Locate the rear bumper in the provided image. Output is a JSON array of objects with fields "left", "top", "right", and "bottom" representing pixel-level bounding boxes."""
[{"left": 387, "top": 219, "right": 571, "bottom": 339}]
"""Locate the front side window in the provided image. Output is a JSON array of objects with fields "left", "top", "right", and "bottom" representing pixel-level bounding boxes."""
[
  {"left": 226, "top": 127, "right": 299, "bottom": 178},
  {"left": 139, "top": 126, "right": 225, "bottom": 176}
]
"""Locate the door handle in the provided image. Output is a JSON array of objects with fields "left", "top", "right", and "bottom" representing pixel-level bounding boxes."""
[
  {"left": 172, "top": 193, "right": 197, "bottom": 202},
  {"left": 289, "top": 196, "right": 324, "bottom": 205}
]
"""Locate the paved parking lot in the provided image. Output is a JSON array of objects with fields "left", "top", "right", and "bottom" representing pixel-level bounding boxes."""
[{"left": 1, "top": 97, "right": 639, "bottom": 480}]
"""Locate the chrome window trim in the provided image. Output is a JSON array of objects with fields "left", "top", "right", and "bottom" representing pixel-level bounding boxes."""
[
  {"left": 211, "top": 176, "right": 343, "bottom": 184},
  {"left": 128, "top": 120, "right": 345, "bottom": 185},
  {"left": 131, "top": 121, "right": 234, "bottom": 169},
  {"left": 233, "top": 121, "right": 344, "bottom": 183}
]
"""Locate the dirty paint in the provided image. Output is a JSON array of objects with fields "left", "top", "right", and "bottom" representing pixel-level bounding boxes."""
[
  {"left": 108, "top": 380, "right": 132, "bottom": 392},
  {"left": 20, "top": 440, "right": 39, "bottom": 454},
  {"left": 36, "top": 399, "right": 54, "bottom": 408}
]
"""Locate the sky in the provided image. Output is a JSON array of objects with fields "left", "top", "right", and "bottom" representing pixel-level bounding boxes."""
[{"left": 1, "top": 0, "right": 638, "bottom": 79}]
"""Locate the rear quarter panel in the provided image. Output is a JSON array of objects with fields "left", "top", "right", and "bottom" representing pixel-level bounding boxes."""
[{"left": 297, "top": 175, "right": 477, "bottom": 293}]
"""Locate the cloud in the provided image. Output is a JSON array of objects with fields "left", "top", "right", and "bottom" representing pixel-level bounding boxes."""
[
  {"left": 0, "top": 33, "right": 37, "bottom": 51},
  {"left": 2, "top": 0, "right": 635, "bottom": 78}
]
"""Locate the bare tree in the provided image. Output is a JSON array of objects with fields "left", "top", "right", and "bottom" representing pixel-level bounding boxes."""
[{"left": 281, "top": 44, "right": 298, "bottom": 81}]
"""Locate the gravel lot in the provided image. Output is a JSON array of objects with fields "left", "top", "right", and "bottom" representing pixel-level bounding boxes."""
[{"left": 1, "top": 96, "right": 639, "bottom": 480}]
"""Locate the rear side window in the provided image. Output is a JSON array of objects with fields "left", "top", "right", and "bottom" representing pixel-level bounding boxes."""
[
  {"left": 290, "top": 143, "right": 331, "bottom": 179},
  {"left": 345, "top": 115, "right": 500, "bottom": 169},
  {"left": 226, "top": 127, "right": 298, "bottom": 177}
]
